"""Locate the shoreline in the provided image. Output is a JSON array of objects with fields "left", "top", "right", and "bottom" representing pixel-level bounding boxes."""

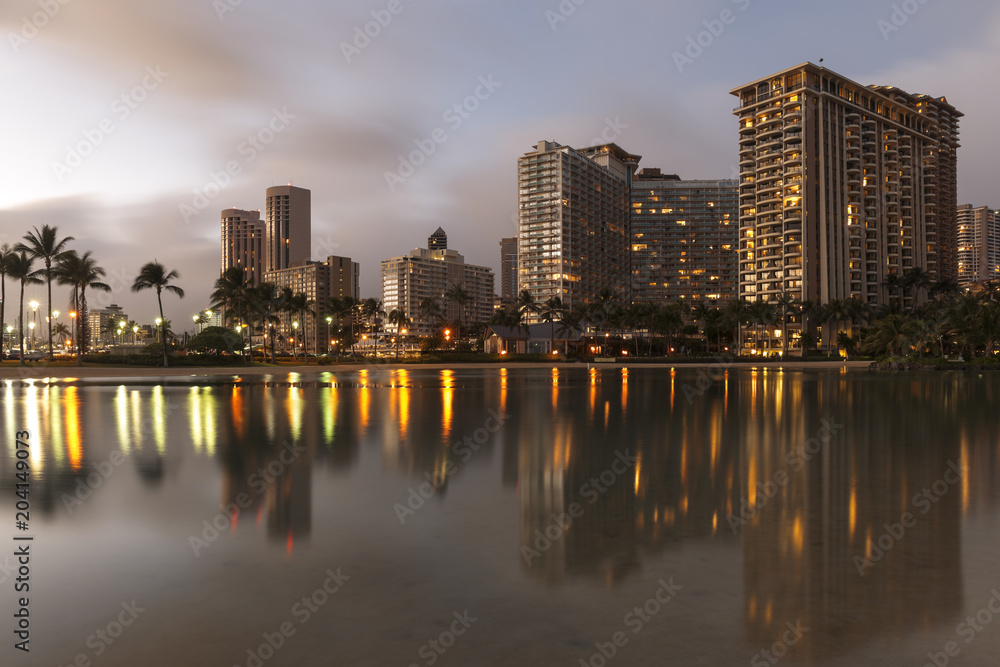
[{"left": 0, "top": 359, "right": 874, "bottom": 381}]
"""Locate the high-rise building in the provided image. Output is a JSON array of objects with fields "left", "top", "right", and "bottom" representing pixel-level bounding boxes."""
[
  {"left": 88, "top": 304, "right": 126, "bottom": 348},
  {"left": 517, "top": 141, "right": 638, "bottom": 317},
  {"left": 731, "top": 63, "right": 961, "bottom": 346},
  {"left": 263, "top": 255, "right": 359, "bottom": 354},
  {"left": 381, "top": 229, "right": 495, "bottom": 336},
  {"left": 428, "top": 227, "right": 448, "bottom": 250},
  {"left": 499, "top": 237, "right": 518, "bottom": 302},
  {"left": 221, "top": 208, "right": 265, "bottom": 286},
  {"left": 630, "top": 169, "right": 739, "bottom": 303},
  {"left": 957, "top": 204, "right": 1000, "bottom": 286},
  {"left": 265, "top": 185, "right": 311, "bottom": 272}
]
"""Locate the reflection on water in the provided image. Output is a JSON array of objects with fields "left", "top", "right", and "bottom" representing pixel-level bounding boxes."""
[{"left": 1, "top": 369, "right": 999, "bottom": 664}]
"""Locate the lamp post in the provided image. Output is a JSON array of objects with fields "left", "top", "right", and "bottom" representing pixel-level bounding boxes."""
[
  {"left": 292, "top": 321, "right": 299, "bottom": 360},
  {"left": 69, "top": 312, "right": 77, "bottom": 355},
  {"left": 325, "top": 316, "right": 332, "bottom": 355},
  {"left": 155, "top": 318, "right": 162, "bottom": 351},
  {"left": 133, "top": 325, "right": 139, "bottom": 344},
  {"left": 29, "top": 301, "right": 39, "bottom": 351}
]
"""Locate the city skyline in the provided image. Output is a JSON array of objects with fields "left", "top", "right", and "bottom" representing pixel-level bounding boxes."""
[{"left": 2, "top": 0, "right": 999, "bottom": 326}]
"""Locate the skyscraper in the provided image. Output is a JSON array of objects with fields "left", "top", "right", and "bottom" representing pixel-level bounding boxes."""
[
  {"left": 630, "top": 169, "right": 739, "bottom": 303},
  {"left": 381, "top": 230, "right": 495, "bottom": 336},
  {"left": 517, "top": 141, "right": 637, "bottom": 317},
  {"left": 957, "top": 204, "right": 1000, "bottom": 286},
  {"left": 731, "top": 63, "right": 961, "bottom": 347},
  {"left": 220, "top": 208, "right": 265, "bottom": 286},
  {"left": 265, "top": 185, "right": 311, "bottom": 272},
  {"left": 262, "top": 255, "right": 360, "bottom": 354},
  {"left": 499, "top": 237, "right": 517, "bottom": 302},
  {"left": 428, "top": 227, "right": 448, "bottom": 250}
]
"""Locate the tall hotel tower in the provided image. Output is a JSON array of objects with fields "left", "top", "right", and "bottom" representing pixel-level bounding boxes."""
[
  {"left": 517, "top": 141, "right": 638, "bottom": 316},
  {"left": 956, "top": 204, "right": 1000, "bottom": 287},
  {"left": 265, "top": 185, "right": 312, "bottom": 272},
  {"left": 221, "top": 208, "right": 265, "bottom": 286},
  {"left": 731, "top": 63, "right": 960, "bottom": 317}
]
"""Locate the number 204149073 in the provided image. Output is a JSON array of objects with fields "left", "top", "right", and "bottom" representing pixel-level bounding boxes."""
[{"left": 15, "top": 431, "right": 30, "bottom": 523}]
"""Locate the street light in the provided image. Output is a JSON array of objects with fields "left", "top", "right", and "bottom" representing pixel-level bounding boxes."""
[
  {"left": 133, "top": 325, "right": 139, "bottom": 344},
  {"left": 325, "top": 316, "right": 332, "bottom": 355},
  {"left": 292, "top": 321, "right": 299, "bottom": 360}
]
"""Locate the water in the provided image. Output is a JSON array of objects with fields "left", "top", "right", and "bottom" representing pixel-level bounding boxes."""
[{"left": 1, "top": 367, "right": 999, "bottom": 666}]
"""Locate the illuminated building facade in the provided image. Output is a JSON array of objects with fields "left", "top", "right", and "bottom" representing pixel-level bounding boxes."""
[
  {"left": 220, "top": 208, "right": 265, "bottom": 286},
  {"left": 263, "top": 255, "right": 360, "bottom": 354},
  {"left": 380, "top": 229, "right": 495, "bottom": 336},
  {"left": 265, "top": 185, "right": 312, "bottom": 272},
  {"left": 630, "top": 169, "right": 739, "bottom": 303},
  {"left": 499, "top": 236, "right": 518, "bottom": 302},
  {"left": 731, "top": 63, "right": 961, "bottom": 336},
  {"left": 956, "top": 204, "right": 1000, "bottom": 286},
  {"left": 517, "top": 141, "right": 637, "bottom": 318}
]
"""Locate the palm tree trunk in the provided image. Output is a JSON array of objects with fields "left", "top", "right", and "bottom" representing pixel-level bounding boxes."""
[
  {"left": 18, "top": 280, "right": 26, "bottom": 367},
  {"left": 45, "top": 263, "right": 54, "bottom": 361},
  {"left": 157, "top": 288, "right": 168, "bottom": 367}
]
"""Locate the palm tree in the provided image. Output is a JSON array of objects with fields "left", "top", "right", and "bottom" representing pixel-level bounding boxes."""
[
  {"left": 773, "top": 292, "right": 799, "bottom": 357},
  {"left": 653, "top": 303, "right": 684, "bottom": 357},
  {"left": 820, "top": 298, "right": 848, "bottom": 355},
  {"left": 387, "top": 308, "right": 411, "bottom": 358},
  {"left": 515, "top": 289, "right": 539, "bottom": 322},
  {"left": 211, "top": 267, "right": 255, "bottom": 363},
  {"left": 883, "top": 273, "right": 904, "bottom": 301},
  {"left": 285, "top": 291, "right": 316, "bottom": 360},
  {"left": 15, "top": 225, "right": 75, "bottom": 361},
  {"left": 863, "top": 313, "right": 919, "bottom": 357},
  {"left": 55, "top": 251, "right": 112, "bottom": 364},
  {"left": 902, "top": 266, "right": 932, "bottom": 308},
  {"left": 748, "top": 299, "right": 776, "bottom": 355},
  {"left": 254, "top": 282, "right": 285, "bottom": 362},
  {"left": 0, "top": 244, "right": 11, "bottom": 355},
  {"left": 6, "top": 252, "right": 43, "bottom": 366},
  {"left": 52, "top": 322, "right": 71, "bottom": 348},
  {"left": 418, "top": 297, "right": 445, "bottom": 331},
  {"left": 538, "top": 296, "right": 564, "bottom": 354},
  {"left": 131, "top": 261, "right": 185, "bottom": 367},
  {"left": 722, "top": 298, "right": 749, "bottom": 355},
  {"left": 445, "top": 284, "right": 470, "bottom": 333}
]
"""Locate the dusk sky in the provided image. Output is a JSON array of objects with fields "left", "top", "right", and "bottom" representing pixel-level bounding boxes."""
[{"left": 2, "top": 0, "right": 998, "bottom": 326}]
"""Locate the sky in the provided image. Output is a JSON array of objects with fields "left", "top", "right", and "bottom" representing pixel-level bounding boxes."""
[{"left": 1, "top": 0, "right": 998, "bottom": 329}]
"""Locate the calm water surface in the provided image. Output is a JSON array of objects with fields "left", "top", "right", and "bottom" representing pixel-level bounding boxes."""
[{"left": 1, "top": 367, "right": 999, "bottom": 666}]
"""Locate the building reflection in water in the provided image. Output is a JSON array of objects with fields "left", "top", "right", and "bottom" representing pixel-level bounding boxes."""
[
  {"left": 0, "top": 369, "right": 998, "bottom": 642},
  {"left": 738, "top": 371, "right": 966, "bottom": 660},
  {"left": 517, "top": 367, "right": 741, "bottom": 586}
]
